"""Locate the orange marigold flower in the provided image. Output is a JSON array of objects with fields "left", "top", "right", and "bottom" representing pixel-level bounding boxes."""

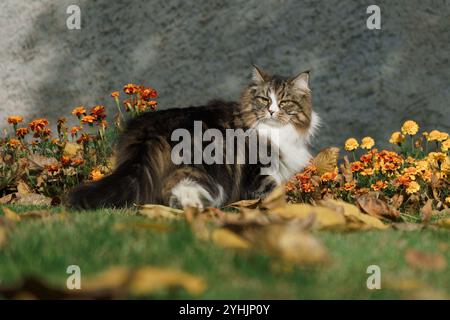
[
  {"left": 16, "top": 127, "right": 29, "bottom": 138},
  {"left": 90, "top": 105, "right": 106, "bottom": 119},
  {"left": 401, "top": 120, "right": 419, "bottom": 136},
  {"left": 111, "top": 91, "right": 120, "bottom": 98},
  {"left": 41, "top": 128, "right": 52, "bottom": 136},
  {"left": 90, "top": 169, "right": 104, "bottom": 181},
  {"left": 301, "top": 182, "right": 315, "bottom": 193},
  {"left": 7, "top": 116, "right": 23, "bottom": 125},
  {"left": 427, "top": 130, "right": 448, "bottom": 142},
  {"left": 371, "top": 180, "right": 388, "bottom": 191},
  {"left": 320, "top": 171, "right": 337, "bottom": 182},
  {"left": 360, "top": 136, "right": 375, "bottom": 150},
  {"left": 442, "top": 139, "right": 450, "bottom": 152},
  {"left": 61, "top": 156, "right": 72, "bottom": 166},
  {"left": 350, "top": 161, "right": 364, "bottom": 172},
  {"left": 344, "top": 138, "right": 359, "bottom": 151},
  {"left": 140, "top": 87, "right": 158, "bottom": 101},
  {"left": 29, "top": 118, "right": 49, "bottom": 132},
  {"left": 285, "top": 181, "right": 296, "bottom": 193},
  {"left": 342, "top": 181, "right": 356, "bottom": 191},
  {"left": 7, "top": 138, "right": 21, "bottom": 148},
  {"left": 72, "top": 106, "right": 87, "bottom": 117},
  {"left": 81, "top": 115, "right": 96, "bottom": 124},
  {"left": 406, "top": 181, "right": 420, "bottom": 194},
  {"left": 361, "top": 168, "right": 375, "bottom": 176},
  {"left": 123, "top": 83, "right": 139, "bottom": 95},
  {"left": 70, "top": 126, "right": 82, "bottom": 136},
  {"left": 394, "top": 174, "right": 411, "bottom": 187}
]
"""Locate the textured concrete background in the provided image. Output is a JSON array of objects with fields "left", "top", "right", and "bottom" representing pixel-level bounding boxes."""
[{"left": 0, "top": 0, "right": 449, "bottom": 151}]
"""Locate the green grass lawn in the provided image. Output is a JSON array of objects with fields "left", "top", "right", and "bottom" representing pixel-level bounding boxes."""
[{"left": 0, "top": 205, "right": 449, "bottom": 299}]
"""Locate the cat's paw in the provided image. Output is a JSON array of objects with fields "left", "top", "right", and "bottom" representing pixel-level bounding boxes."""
[{"left": 169, "top": 179, "right": 212, "bottom": 210}]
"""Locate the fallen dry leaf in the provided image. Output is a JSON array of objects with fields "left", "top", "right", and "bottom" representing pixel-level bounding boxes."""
[
  {"left": 310, "top": 147, "right": 339, "bottom": 175},
  {"left": 340, "top": 156, "right": 353, "bottom": 183},
  {"left": 356, "top": 193, "right": 400, "bottom": 220},
  {"left": 0, "top": 193, "right": 16, "bottom": 205},
  {"left": 224, "top": 199, "right": 261, "bottom": 209},
  {"left": 14, "top": 193, "right": 52, "bottom": 206},
  {"left": 211, "top": 228, "right": 251, "bottom": 249},
  {"left": 16, "top": 180, "right": 32, "bottom": 194},
  {"left": 2, "top": 207, "right": 21, "bottom": 222},
  {"left": 137, "top": 204, "right": 184, "bottom": 220},
  {"left": 319, "top": 199, "right": 389, "bottom": 230},
  {"left": 421, "top": 199, "right": 434, "bottom": 224},
  {"left": 404, "top": 249, "right": 447, "bottom": 271},
  {"left": 260, "top": 186, "right": 286, "bottom": 210},
  {"left": 270, "top": 203, "right": 346, "bottom": 230},
  {"left": 0, "top": 266, "right": 206, "bottom": 299},
  {"left": 432, "top": 217, "right": 450, "bottom": 229},
  {"left": 390, "top": 194, "right": 404, "bottom": 210},
  {"left": 27, "top": 154, "right": 58, "bottom": 172}
]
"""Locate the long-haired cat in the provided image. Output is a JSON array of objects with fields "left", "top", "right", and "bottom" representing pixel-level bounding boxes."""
[{"left": 67, "top": 66, "right": 320, "bottom": 209}]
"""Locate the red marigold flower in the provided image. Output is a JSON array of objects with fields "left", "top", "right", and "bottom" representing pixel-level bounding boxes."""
[
  {"left": 7, "top": 116, "right": 23, "bottom": 125},
  {"left": 71, "top": 158, "right": 84, "bottom": 166},
  {"left": 45, "top": 164, "right": 60, "bottom": 174},
  {"left": 371, "top": 180, "right": 388, "bottom": 191},
  {"left": 123, "top": 83, "right": 139, "bottom": 95},
  {"left": 301, "top": 182, "right": 315, "bottom": 193},
  {"left": 76, "top": 133, "right": 90, "bottom": 144},
  {"left": 70, "top": 126, "right": 82, "bottom": 136},
  {"left": 350, "top": 161, "right": 364, "bottom": 172},
  {"left": 16, "top": 127, "right": 29, "bottom": 138},
  {"left": 90, "top": 105, "right": 106, "bottom": 120},
  {"left": 61, "top": 156, "right": 72, "bottom": 166},
  {"left": 140, "top": 87, "right": 158, "bottom": 101},
  {"left": 29, "top": 118, "right": 49, "bottom": 132}
]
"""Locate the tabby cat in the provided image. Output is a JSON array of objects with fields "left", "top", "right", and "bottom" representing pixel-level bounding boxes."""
[{"left": 67, "top": 66, "right": 320, "bottom": 209}]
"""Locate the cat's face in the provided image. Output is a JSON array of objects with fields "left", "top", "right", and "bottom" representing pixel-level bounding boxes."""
[{"left": 240, "top": 66, "right": 313, "bottom": 132}]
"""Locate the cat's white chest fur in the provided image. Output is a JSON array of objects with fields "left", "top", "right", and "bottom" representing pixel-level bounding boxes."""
[{"left": 256, "top": 119, "right": 316, "bottom": 184}]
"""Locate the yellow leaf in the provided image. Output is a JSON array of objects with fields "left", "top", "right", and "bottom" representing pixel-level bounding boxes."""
[
  {"left": 224, "top": 199, "right": 261, "bottom": 209},
  {"left": 63, "top": 142, "right": 82, "bottom": 157},
  {"left": 2, "top": 207, "right": 21, "bottom": 221},
  {"left": 311, "top": 147, "right": 340, "bottom": 175},
  {"left": 270, "top": 204, "right": 346, "bottom": 230},
  {"left": 319, "top": 199, "right": 388, "bottom": 230},
  {"left": 432, "top": 217, "right": 450, "bottom": 229},
  {"left": 211, "top": 228, "right": 251, "bottom": 249},
  {"left": 137, "top": 204, "right": 184, "bottom": 220},
  {"left": 260, "top": 186, "right": 286, "bottom": 210}
]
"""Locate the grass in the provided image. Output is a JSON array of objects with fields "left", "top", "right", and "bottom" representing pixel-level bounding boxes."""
[{"left": 0, "top": 205, "right": 449, "bottom": 299}]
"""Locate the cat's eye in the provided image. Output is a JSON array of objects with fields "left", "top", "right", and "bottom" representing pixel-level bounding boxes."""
[
  {"left": 279, "top": 100, "right": 289, "bottom": 107},
  {"left": 255, "top": 96, "right": 269, "bottom": 106}
]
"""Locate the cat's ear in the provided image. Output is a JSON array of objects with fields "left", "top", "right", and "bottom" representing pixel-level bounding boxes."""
[
  {"left": 252, "top": 65, "right": 268, "bottom": 84},
  {"left": 291, "top": 71, "right": 310, "bottom": 92}
]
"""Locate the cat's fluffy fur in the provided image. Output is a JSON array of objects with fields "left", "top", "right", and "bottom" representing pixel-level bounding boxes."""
[{"left": 67, "top": 66, "right": 320, "bottom": 209}]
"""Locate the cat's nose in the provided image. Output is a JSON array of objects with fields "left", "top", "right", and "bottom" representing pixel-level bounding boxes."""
[{"left": 268, "top": 110, "right": 275, "bottom": 116}]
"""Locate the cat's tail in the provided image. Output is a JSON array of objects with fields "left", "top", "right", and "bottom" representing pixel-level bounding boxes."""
[{"left": 66, "top": 145, "right": 160, "bottom": 210}]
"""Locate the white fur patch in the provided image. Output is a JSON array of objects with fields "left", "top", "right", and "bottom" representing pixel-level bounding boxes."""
[
  {"left": 256, "top": 114, "right": 319, "bottom": 183},
  {"left": 170, "top": 178, "right": 224, "bottom": 209},
  {"left": 268, "top": 90, "right": 279, "bottom": 114}
]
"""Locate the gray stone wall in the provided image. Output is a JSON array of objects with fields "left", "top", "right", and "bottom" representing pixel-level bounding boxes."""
[{"left": 0, "top": 0, "right": 449, "bottom": 151}]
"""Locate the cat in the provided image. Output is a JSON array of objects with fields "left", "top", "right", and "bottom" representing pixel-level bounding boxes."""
[{"left": 67, "top": 66, "right": 320, "bottom": 209}]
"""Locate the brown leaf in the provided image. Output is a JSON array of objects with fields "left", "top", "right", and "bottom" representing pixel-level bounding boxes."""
[
  {"left": 390, "top": 194, "right": 404, "bottom": 210},
  {"left": 404, "top": 249, "right": 447, "bottom": 271},
  {"left": 311, "top": 147, "right": 339, "bottom": 175},
  {"left": 340, "top": 156, "right": 353, "bottom": 183},
  {"left": 0, "top": 193, "right": 16, "bottom": 205},
  {"left": 356, "top": 193, "right": 400, "bottom": 220},
  {"left": 421, "top": 199, "right": 434, "bottom": 224},
  {"left": 224, "top": 199, "right": 261, "bottom": 209},
  {"left": 17, "top": 180, "right": 32, "bottom": 194},
  {"left": 27, "top": 154, "right": 58, "bottom": 172},
  {"left": 14, "top": 193, "right": 52, "bottom": 206}
]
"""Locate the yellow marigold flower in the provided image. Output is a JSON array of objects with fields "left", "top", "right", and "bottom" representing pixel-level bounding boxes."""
[
  {"left": 345, "top": 138, "right": 359, "bottom": 151},
  {"left": 360, "top": 136, "right": 375, "bottom": 150},
  {"left": 428, "top": 152, "right": 446, "bottom": 167},
  {"left": 7, "top": 138, "right": 21, "bottom": 148},
  {"left": 415, "top": 160, "right": 429, "bottom": 172},
  {"left": 90, "top": 169, "right": 104, "bottom": 181},
  {"left": 72, "top": 106, "right": 86, "bottom": 117},
  {"left": 389, "top": 131, "right": 405, "bottom": 145},
  {"left": 428, "top": 130, "right": 448, "bottom": 142},
  {"left": 401, "top": 120, "right": 419, "bottom": 136},
  {"left": 371, "top": 180, "right": 387, "bottom": 191},
  {"left": 446, "top": 196, "right": 450, "bottom": 205},
  {"left": 406, "top": 181, "right": 420, "bottom": 194},
  {"left": 442, "top": 157, "right": 450, "bottom": 174},
  {"left": 81, "top": 115, "right": 96, "bottom": 124},
  {"left": 7, "top": 116, "right": 23, "bottom": 125},
  {"left": 442, "top": 139, "right": 450, "bottom": 152},
  {"left": 111, "top": 91, "right": 120, "bottom": 98}
]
